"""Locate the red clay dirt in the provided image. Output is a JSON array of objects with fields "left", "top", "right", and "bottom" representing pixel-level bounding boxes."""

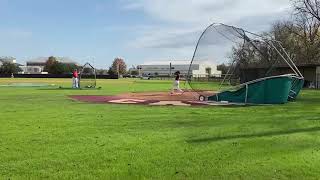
[
  {"left": 70, "top": 91, "right": 220, "bottom": 107},
  {"left": 119, "top": 91, "right": 207, "bottom": 101}
]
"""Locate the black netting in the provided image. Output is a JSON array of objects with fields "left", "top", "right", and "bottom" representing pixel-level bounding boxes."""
[
  {"left": 187, "top": 23, "right": 302, "bottom": 96},
  {"left": 80, "top": 63, "right": 96, "bottom": 88}
]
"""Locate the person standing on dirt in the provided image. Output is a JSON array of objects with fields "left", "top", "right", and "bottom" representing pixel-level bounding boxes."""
[
  {"left": 72, "top": 69, "right": 79, "bottom": 88},
  {"left": 171, "top": 71, "right": 183, "bottom": 94}
]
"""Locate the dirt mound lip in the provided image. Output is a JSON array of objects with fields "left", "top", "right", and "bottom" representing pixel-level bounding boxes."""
[
  {"left": 118, "top": 91, "right": 216, "bottom": 101},
  {"left": 119, "top": 92, "right": 197, "bottom": 101},
  {"left": 69, "top": 95, "right": 121, "bottom": 103},
  {"left": 69, "top": 91, "right": 221, "bottom": 107}
]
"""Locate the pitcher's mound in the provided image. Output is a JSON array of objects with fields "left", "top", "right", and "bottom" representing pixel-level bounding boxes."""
[{"left": 69, "top": 91, "right": 235, "bottom": 107}]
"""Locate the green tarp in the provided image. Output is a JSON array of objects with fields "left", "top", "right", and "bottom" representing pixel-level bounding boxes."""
[
  {"left": 208, "top": 75, "right": 295, "bottom": 104},
  {"left": 288, "top": 77, "right": 304, "bottom": 101}
]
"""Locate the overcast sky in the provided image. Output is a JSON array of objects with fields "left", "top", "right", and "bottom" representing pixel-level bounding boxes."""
[{"left": 0, "top": 0, "right": 293, "bottom": 68}]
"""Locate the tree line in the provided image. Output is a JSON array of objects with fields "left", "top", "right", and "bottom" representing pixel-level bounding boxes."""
[
  {"left": 44, "top": 56, "right": 128, "bottom": 75},
  {"left": 0, "top": 56, "right": 128, "bottom": 75},
  {"left": 0, "top": 62, "right": 22, "bottom": 74},
  {"left": 218, "top": 0, "right": 320, "bottom": 74}
]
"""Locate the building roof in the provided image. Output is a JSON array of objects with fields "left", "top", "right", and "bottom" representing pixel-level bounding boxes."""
[
  {"left": 142, "top": 60, "right": 191, "bottom": 65},
  {"left": 240, "top": 61, "right": 320, "bottom": 69},
  {"left": 141, "top": 60, "right": 219, "bottom": 66},
  {"left": 27, "top": 57, "right": 78, "bottom": 64}
]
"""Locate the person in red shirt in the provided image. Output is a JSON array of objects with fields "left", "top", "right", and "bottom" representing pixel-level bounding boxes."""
[{"left": 72, "top": 69, "right": 79, "bottom": 88}]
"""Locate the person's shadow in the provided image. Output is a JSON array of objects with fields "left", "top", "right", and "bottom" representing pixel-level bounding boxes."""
[{"left": 187, "top": 126, "right": 320, "bottom": 143}]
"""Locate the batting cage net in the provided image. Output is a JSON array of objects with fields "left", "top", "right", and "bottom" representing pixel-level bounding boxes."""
[
  {"left": 187, "top": 23, "right": 303, "bottom": 97},
  {"left": 80, "top": 63, "right": 96, "bottom": 88}
]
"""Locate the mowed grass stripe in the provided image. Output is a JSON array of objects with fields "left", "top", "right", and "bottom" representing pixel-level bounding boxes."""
[{"left": 0, "top": 78, "right": 320, "bottom": 179}]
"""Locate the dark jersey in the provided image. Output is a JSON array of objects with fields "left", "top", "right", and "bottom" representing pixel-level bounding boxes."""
[{"left": 175, "top": 74, "right": 180, "bottom": 81}]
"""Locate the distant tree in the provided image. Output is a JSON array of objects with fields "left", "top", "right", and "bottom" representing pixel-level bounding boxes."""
[
  {"left": 130, "top": 70, "right": 139, "bottom": 76},
  {"left": 217, "top": 64, "right": 231, "bottom": 74},
  {"left": 44, "top": 56, "right": 57, "bottom": 71},
  {"left": 82, "top": 67, "right": 92, "bottom": 74},
  {"left": 0, "top": 62, "right": 22, "bottom": 74},
  {"left": 96, "top": 69, "right": 107, "bottom": 75},
  {"left": 228, "top": 18, "right": 320, "bottom": 69},
  {"left": 283, "top": 17, "right": 320, "bottom": 63},
  {"left": 108, "top": 67, "right": 116, "bottom": 75},
  {"left": 43, "top": 56, "right": 64, "bottom": 74},
  {"left": 291, "top": 0, "right": 320, "bottom": 64},
  {"left": 63, "top": 63, "right": 78, "bottom": 74},
  {"left": 110, "top": 58, "right": 127, "bottom": 75}
]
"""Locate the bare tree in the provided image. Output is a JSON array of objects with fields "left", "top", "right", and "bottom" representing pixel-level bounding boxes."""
[
  {"left": 293, "top": 0, "right": 320, "bottom": 22},
  {"left": 110, "top": 58, "right": 127, "bottom": 75},
  {"left": 284, "top": 7, "right": 320, "bottom": 64}
]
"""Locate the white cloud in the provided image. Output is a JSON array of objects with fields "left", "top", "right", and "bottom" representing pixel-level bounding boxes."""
[
  {"left": 128, "top": 25, "right": 202, "bottom": 49},
  {"left": 120, "top": 0, "right": 293, "bottom": 63},
  {"left": 122, "top": 1, "right": 144, "bottom": 10},
  {"left": 123, "top": 0, "right": 291, "bottom": 24}
]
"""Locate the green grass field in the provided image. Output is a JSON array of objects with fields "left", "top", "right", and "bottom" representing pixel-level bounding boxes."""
[{"left": 1, "top": 78, "right": 320, "bottom": 179}]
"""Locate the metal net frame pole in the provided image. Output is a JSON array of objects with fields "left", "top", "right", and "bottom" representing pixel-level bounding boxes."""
[{"left": 80, "top": 62, "right": 97, "bottom": 88}]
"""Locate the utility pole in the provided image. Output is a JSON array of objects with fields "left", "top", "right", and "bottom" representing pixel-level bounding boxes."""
[
  {"left": 92, "top": 57, "right": 95, "bottom": 69},
  {"left": 137, "top": 66, "right": 142, "bottom": 77},
  {"left": 169, "top": 62, "right": 175, "bottom": 77}
]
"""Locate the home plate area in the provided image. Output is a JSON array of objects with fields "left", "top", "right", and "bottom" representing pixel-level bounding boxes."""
[{"left": 69, "top": 91, "right": 228, "bottom": 107}]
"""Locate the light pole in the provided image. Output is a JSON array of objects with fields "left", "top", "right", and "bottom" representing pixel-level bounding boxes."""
[
  {"left": 169, "top": 62, "right": 175, "bottom": 77},
  {"left": 137, "top": 66, "right": 142, "bottom": 77}
]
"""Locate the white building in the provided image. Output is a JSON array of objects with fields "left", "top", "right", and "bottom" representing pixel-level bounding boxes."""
[
  {"left": 136, "top": 61, "right": 221, "bottom": 77},
  {"left": 19, "top": 66, "right": 44, "bottom": 74},
  {"left": 22, "top": 57, "right": 78, "bottom": 74}
]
